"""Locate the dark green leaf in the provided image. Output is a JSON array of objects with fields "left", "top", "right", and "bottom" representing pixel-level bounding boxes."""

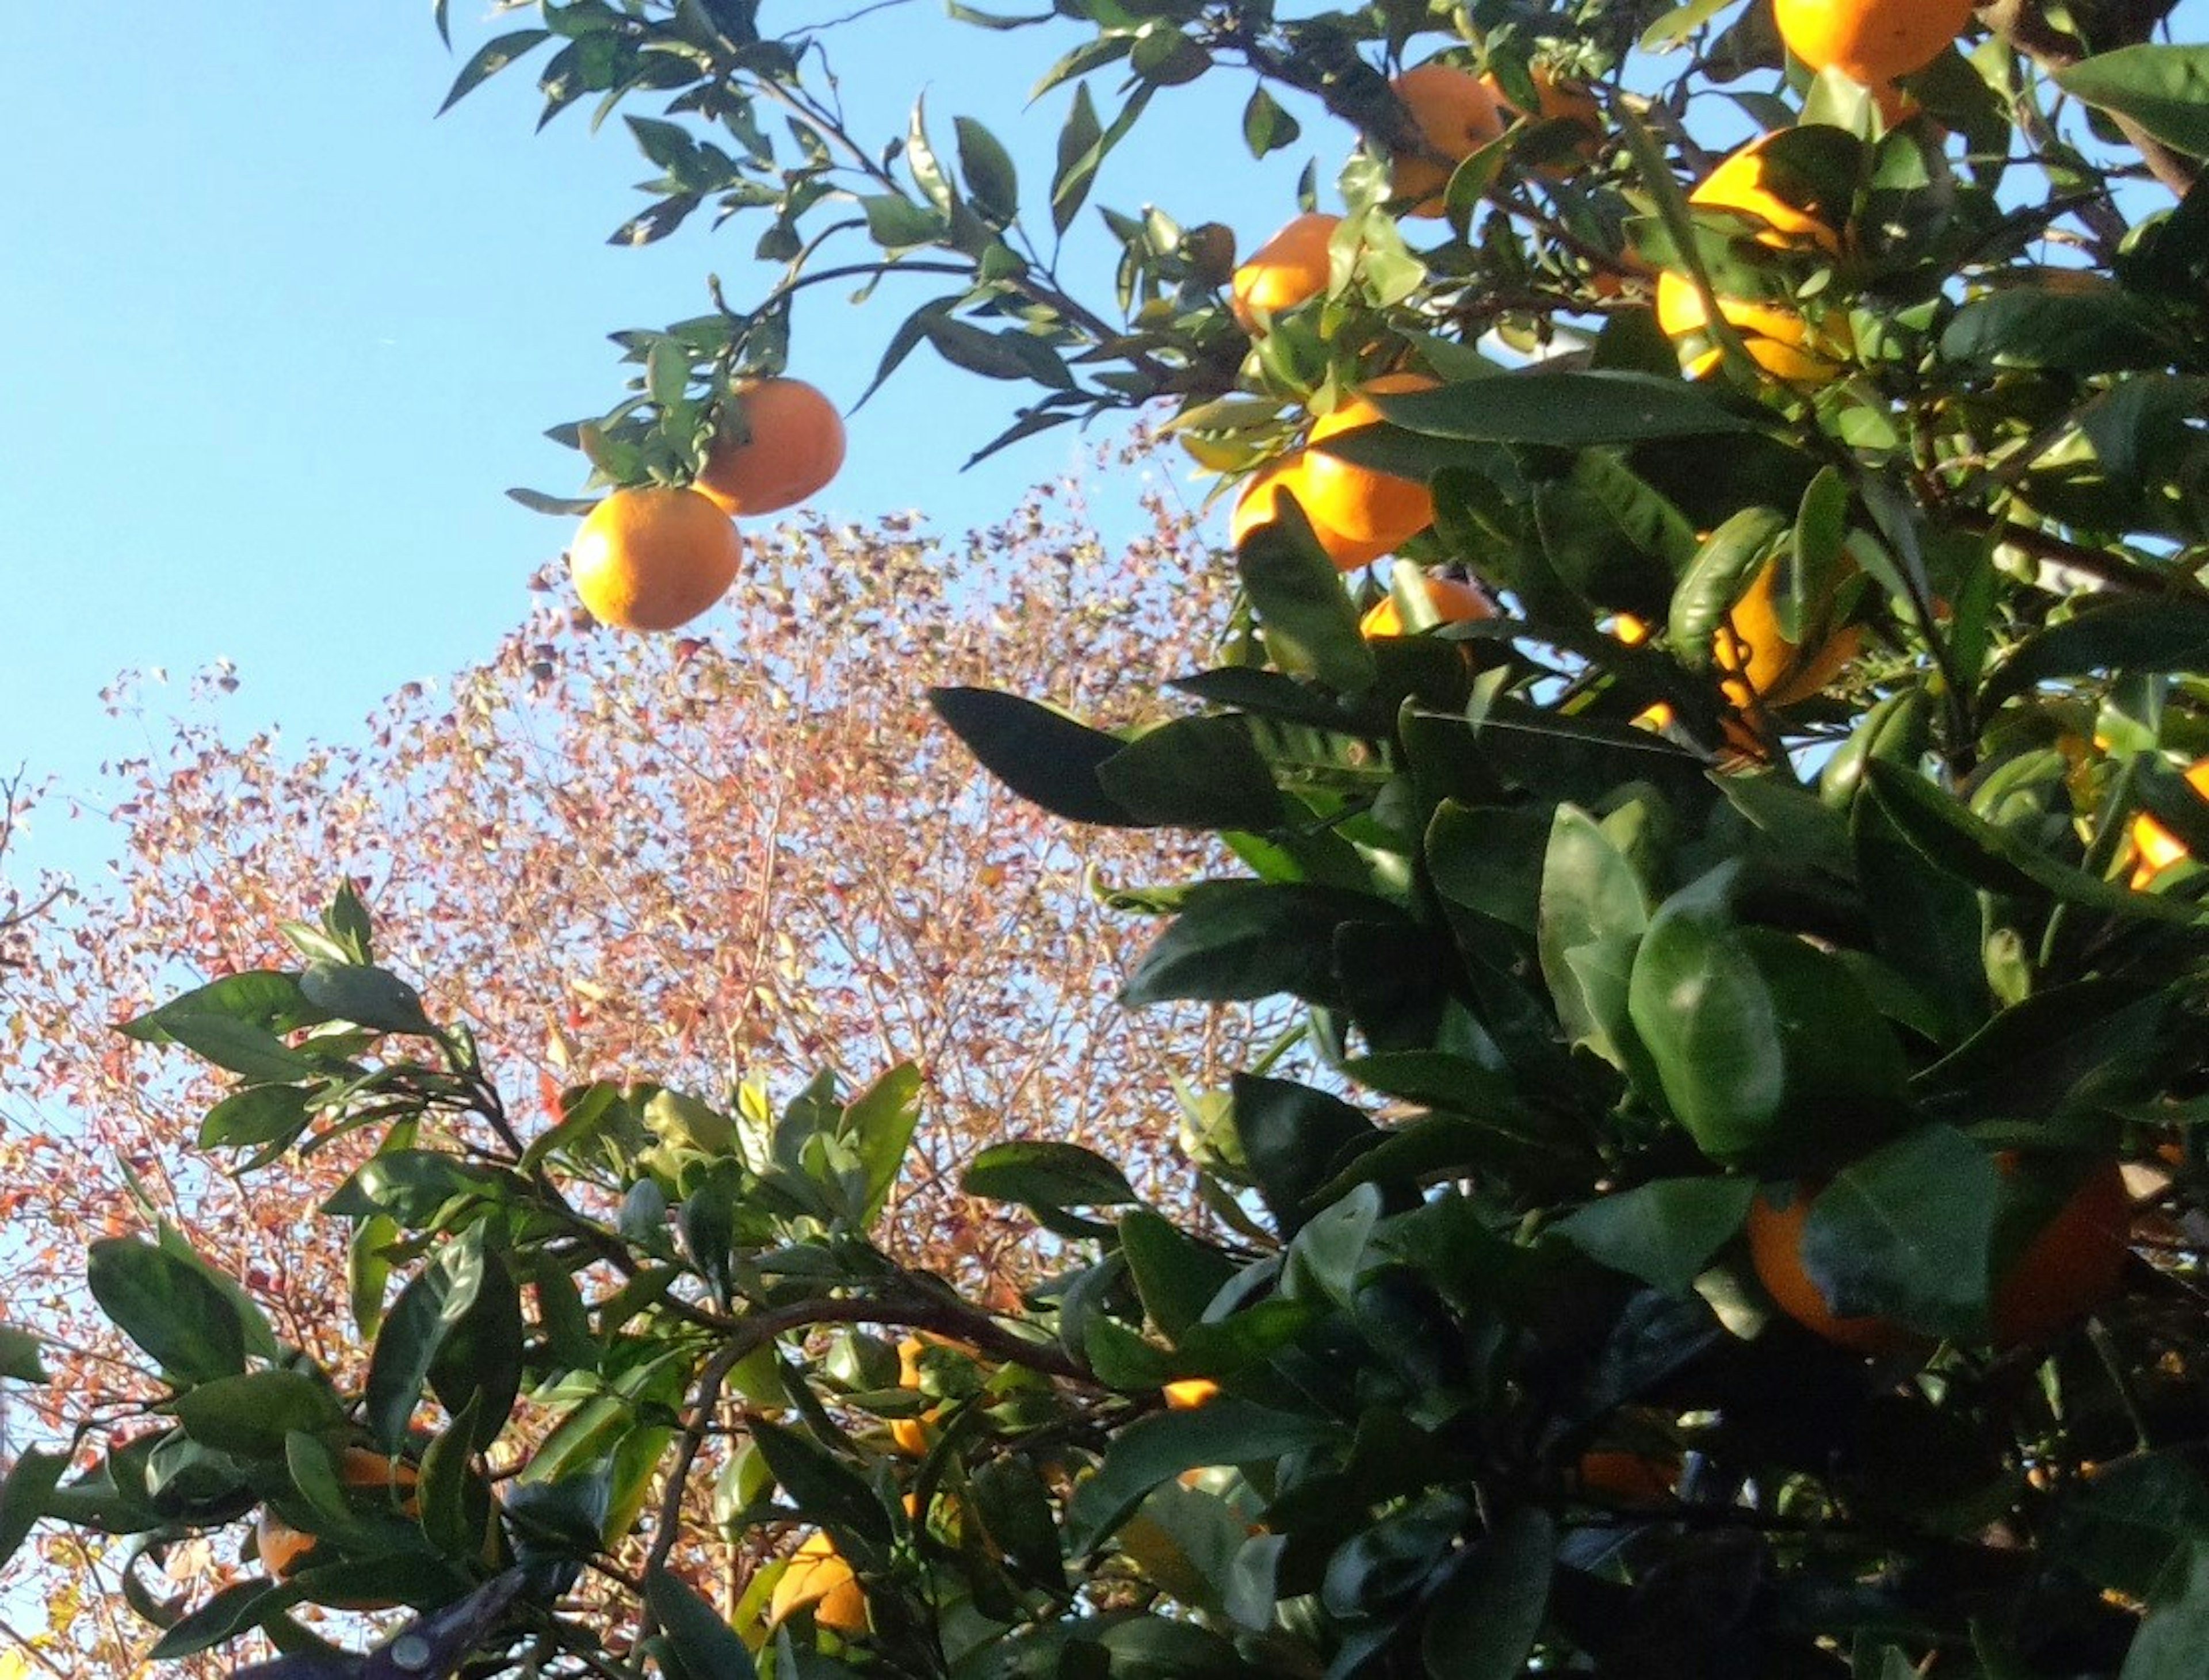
[
  {"left": 649, "top": 1566, "right": 760, "bottom": 1679},
  {"left": 1243, "top": 85, "right": 1301, "bottom": 158},
  {"left": 929, "top": 686, "right": 1143, "bottom": 826},
  {"left": 965, "top": 1141, "right": 1138, "bottom": 1210},
  {"left": 1379, "top": 373, "right": 1767, "bottom": 447},
  {"left": 2122, "top": 1542, "right": 2209, "bottom": 1677},
  {"left": 1233, "top": 500, "right": 1377, "bottom": 695},
  {"left": 1554, "top": 1178, "right": 1756, "bottom": 1296},
  {"left": 199, "top": 1085, "right": 314, "bottom": 1152},
  {"left": 1978, "top": 598, "right": 2209, "bottom": 710},
  {"left": 1098, "top": 718, "right": 1283, "bottom": 831},
  {"left": 1232, "top": 1073, "right": 1379, "bottom": 1237},
  {"left": 0, "top": 1449, "right": 66, "bottom": 1576},
  {"left": 1940, "top": 285, "right": 2174, "bottom": 373},
  {"left": 1802, "top": 1126, "right": 2001, "bottom": 1337},
  {"left": 1067, "top": 1400, "right": 1334, "bottom": 1552},
  {"left": 0, "top": 1325, "right": 44, "bottom": 1384},
  {"left": 749, "top": 1417, "right": 892, "bottom": 1547},
  {"left": 87, "top": 1238, "right": 247, "bottom": 1386},
  {"left": 437, "top": 28, "right": 552, "bottom": 114},
  {"left": 1421, "top": 1507, "right": 1556, "bottom": 1680},
  {"left": 147, "top": 1581, "right": 291, "bottom": 1662},
  {"left": 954, "top": 115, "right": 1019, "bottom": 221},
  {"left": 1123, "top": 883, "right": 1405, "bottom": 1009},
  {"left": 1118, "top": 1210, "right": 1234, "bottom": 1341},
  {"left": 169, "top": 1371, "right": 346, "bottom": 1457},
  {"left": 2055, "top": 45, "right": 2209, "bottom": 160}
]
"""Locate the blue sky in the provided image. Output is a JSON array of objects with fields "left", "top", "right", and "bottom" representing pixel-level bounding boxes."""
[{"left": 0, "top": 5, "right": 1309, "bottom": 886}]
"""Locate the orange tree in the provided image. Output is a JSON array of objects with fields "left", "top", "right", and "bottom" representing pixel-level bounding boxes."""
[{"left": 14, "top": 0, "right": 2209, "bottom": 1675}]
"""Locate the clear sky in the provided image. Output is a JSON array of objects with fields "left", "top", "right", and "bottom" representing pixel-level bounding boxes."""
[{"left": 0, "top": 4, "right": 1307, "bottom": 886}]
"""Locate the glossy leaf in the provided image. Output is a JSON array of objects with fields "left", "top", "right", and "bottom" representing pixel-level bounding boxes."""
[{"left": 87, "top": 1238, "right": 247, "bottom": 1386}]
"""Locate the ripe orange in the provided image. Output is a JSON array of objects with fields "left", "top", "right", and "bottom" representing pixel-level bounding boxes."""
[
  {"left": 1230, "top": 213, "right": 1341, "bottom": 332},
  {"left": 769, "top": 1531, "right": 868, "bottom": 1632},
  {"left": 1654, "top": 135, "right": 1849, "bottom": 384},
  {"left": 1481, "top": 67, "right": 1602, "bottom": 174},
  {"left": 1577, "top": 1451, "right": 1678, "bottom": 1506},
  {"left": 1162, "top": 1378, "right": 1220, "bottom": 1410},
  {"left": 1360, "top": 572, "right": 1493, "bottom": 638},
  {"left": 1746, "top": 1185, "right": 1912, "bottom": 1356},
  {"left": 2128, "top": 758, "right": 2209, "bottom": 887},
  {"left": 1774, "top": 0, "right": 1973, "bottom": 85},
  {"left": 570, "top": 487, "right": 743, "bottom": 633},
  {"left": 254, "top": 1448, "right": 420, "bottom": 1601},
  {"left": 1714, "top": 560, "right": 1862, "bottom": 710},
  {"left": 1301, "top": 373, "right": 1439, "bottom": 546},
  {"left": 1751, "top": 1158, "right": 2132, "bottom": 1353},
  {"left": 1386, "top": 64, "right": 1507, "bottom": 217},
  {"left": 1230, "top": 457, "right": 1397, "bottom": 572},
  {"left": 693, "top": 378, "right": 847, "bottom": 516},
  {"left": 888, "top": 1334, "right": 943, "bottom": 1457},
  {"left": 1992, "top": 1157, "right": 2132, "bottom": 1348}
]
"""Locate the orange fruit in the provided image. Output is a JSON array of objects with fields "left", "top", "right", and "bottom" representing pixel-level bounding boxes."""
[
  {"left": 1230, "top": 457, "right": 1396, "bottom": 572},
  {"left": 1481, "top": 67, "right": 1602, "bottom": 174},
  {"left": 255, "top": 1509, "right": 322, "bottom": 1579},
  {"left": 1230, "top": 213, "right": 1341, "bottom": 332},
  {"left": 570, "top": 487, "right": 743, "bottom": 633},
  {"left": 1774, "top": 0, "right": 1973, "bottom": 85},
  {"left": 2128, "top": 758, "right": 2209, "bottom": 888},
  {"left": 889, "top": 1335, "right": 937, "bottom": 1457},
  {"left": 1162, "top": 1378, "right": 1220, "bottom": 1410},
  {"left": 1655, "top": 135, "right": 1849, "bottom": 384},
  {"left": 1992, "top": 1157, "right": 2132, "bottom": 1348},
  {"left": 1301, "top": 373, "right": 1439, "bottom": 546},
  {"left": 769, "top": 1530, "right": 868, "bottom": 1632},
  {"left": 1747, "top": 1185, "right": 1917, "bottom": 1356},
  {"left": 1360, "top": 573, "right": 1493, "bottom": 638},
  {"left": 1714, "top": 561, "right": 1862, "bottom": 710},
  {"left": 1751, "top": 1158, "right": 2132, "bottom": 1354},
  {"left": 693, "top": 378, "right": 847, "bottom": 516},
  {"left": 254, "top": 1448, "right": 421, "bottom": 1604},
  {"left": 1386, "top": 64, "right": 1507, "bottom": 217},
  {"left": 1577, "top": 1451, "right": 1678, "bottom": 1506}
]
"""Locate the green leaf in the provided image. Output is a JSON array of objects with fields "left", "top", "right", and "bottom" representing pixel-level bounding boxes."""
[
  {"left": 364, "top": 1229, "right": 517, "bottom": 1454},
  {"left": 0, "top": 1325, "right": 45, "bottom": 1384},
  {"left": 322, "top": 1150, "right": 511, "bottom": 1225},
  {"left": 1243, "top": 85, "right": 1301, "bottom": 158},
  {"left": 1940, "top": 285, "right": 2174, "bottom": 374},
  {"left": 1554, "top": 1178, "right": 1756, "bottom": 1296},
  {"left": 1801, "top": 1126, "right": 2002, "bottom": 1338},
  {"left": 1421, "top": 1507, "right": 1556, "bottom": 1680},
  {"left": 1123, "top": 883, "right": 1405, "bottom": 1009},
  {"left": 2055, "top": 45, "right": 2209, "bottom": 160},
  {"left": 859, "top": 192, "right": 945, "bottom": 250},
  {"left": 0, "top": 1449, "right": 66, "bottom": 1576},
  {"left": 437, "top": 28, "right": 551, "bottom": 114},
  {"left": 649, "top": 1566, "right": 760, "bottom": 1680},
  {"left": 842, "top": 1062, "right": 922, "bottom": 1225},
  {"left": 954, "top": 114, "right": 1019, "bottom": 222},
  {"left": 169, "top": 1370, "right": 346, "bottom": 1457},
  {"left": 929, "top": 686, "right": 1144, "bottom": 826},
  {"left": 749, "top": 1417, "right": 892, "bottom": 1547},
  {"left": 1866, "top": 761, "right": 2208, "bottom": 928},
  {"left": 87, "top": 1237, "right": 247, "bottom": 1386},
  {"left": 1119, "top": 1210, "right": 1234, "bottom": 1341},
  {"left": 146, "top": 1580, "right": 292, "bottom": 1662},
  {"left": 1232, "top": 1074, "right": 1379, "bottom": 1238},
  {"left": 1669, "top": 508, "right": 1788, "bottom": 667},
  {"left": 2051, "top": 1454, "right": 2209, "bottom": 1605},
  {"left": 965, "top": 1141, "right": 1138, "bottom": 1210},
  {"left": 1098, "top": 718, "right": 1283, "bottom": 831},
  {"left": 1050, "top": 81, "right": 1105, "bottom": 235},
  {"left": 1379, "top": 373, "right": 1767, "bottom": 447},
  {"left": 1233, "top": 498, "right": 1377, "bottom": 695},
  {"left": 1067, "top": 1401, "right": 1334, "bottom": 1552},
  {"left": 2122, "top": 1542, "right": 2209, "bottom": 1677},
  {"left": 198, "top": 1084, "right": 313, "bottom": 1151},
  {"left": 1978, "top": 598, "right": 2209, "bottom": 710}
]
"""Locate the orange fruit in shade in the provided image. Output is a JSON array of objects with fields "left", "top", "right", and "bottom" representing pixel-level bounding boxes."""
[
  {"left": 1162, "top": 1378, "right": 1220, "bottom": 1410},
  {"left": 255, "top": 1448, "right": 421, "bottom": 1601},
  {"left": 1746, "top": 1185, "right": 1914, "bottom": 1356},
  {"left": 769, "top": 1531, "right": 869, "bottom": 1632},
  {"left": 693, "top": 377, "right": 847, "bottom": 516},
  {"left": 1230, "top": 213, "right": 1340, "bottom": 332},
  {"left": 1654, "top": 135, "right": 1849, "bottom": 384},
  {"left": 1481, "top": 67, "right": 1602, "bottom": 173},
  {"left": 1992, "top": 1156, "right": 2133, "bottom": 1348},
  {"left": 1302, "top": 373, "right": 1439, "bottom": 546},
  {"left": 2128, "top": 758, "right": 2209, "bottom": 887},
  {"left": 1714, "top": 561, "right": 1863, "bottom": 710},
  {"left": 1360, "top": 572, "right": 1493, "bottom": 638},
  {"left": 1386, "top": 64, "right": 1507, "bottom": 216},
  {"left": 1750, "top": 1158, "right": 2132, "bottom": 1354},
  {"left": 1774, "top": 0, "right": 1974, "bottom": 85},
  {"left": 1577, "top": 1451, "right": 1679, "bottom": 1506},
  {"left": 889, "top": 1335, "right": 940, "bottom": 1457},
  {"left": 570, "top": 487, "right": 743, "bottom": 633},
  {"left": 1230, "top": 458, "right": 1397, "bottom": 573}
]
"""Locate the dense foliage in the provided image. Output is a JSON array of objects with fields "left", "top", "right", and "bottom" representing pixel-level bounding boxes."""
[{"left": 13, "top": 1, "right": 2209, "bottom": 1677}]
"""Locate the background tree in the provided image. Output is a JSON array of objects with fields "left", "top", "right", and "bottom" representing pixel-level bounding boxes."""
[{"left": 13, "top": 1, "right": 2209, "bottom": 1678}]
